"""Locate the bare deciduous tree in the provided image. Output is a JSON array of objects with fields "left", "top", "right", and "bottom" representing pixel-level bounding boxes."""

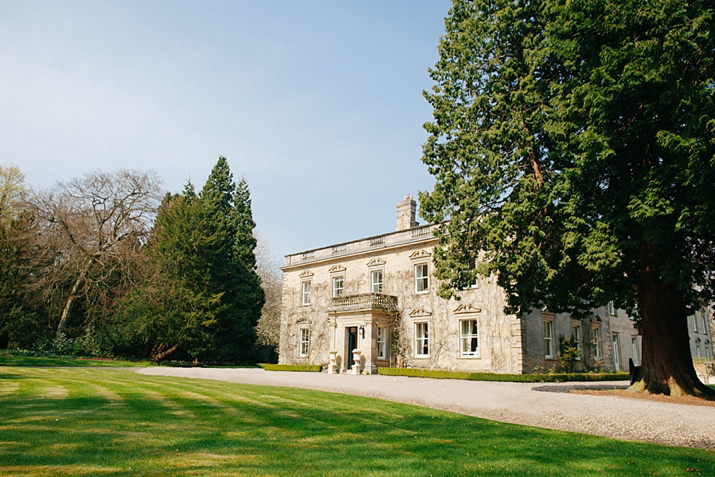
[
  {"left": 30, "top": 170, "right": 162, "bottom": 336},
  {"left": 254, "top": 230, "right": 282, "bottom": 352}
]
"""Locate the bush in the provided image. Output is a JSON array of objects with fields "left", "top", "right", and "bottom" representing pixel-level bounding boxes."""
[
  {"left": 377, "top": 367, "right": 629, "bottom": 382},
  {"left": 259, "top": 364, "right": 323, "bottom": 372}
]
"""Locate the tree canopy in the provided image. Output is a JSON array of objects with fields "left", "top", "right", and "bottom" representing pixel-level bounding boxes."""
[
  {"left": 140, "top": 157, "right": 265, "bottom": 363},
  {"left": 420, "top": 0, "right": 715, "bottom": 395}
]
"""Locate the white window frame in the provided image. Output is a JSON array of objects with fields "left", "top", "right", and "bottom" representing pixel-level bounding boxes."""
[
  {"left": 459, "top": 319, "right": 479, "bottom": 358},
  {"left": 301, "top": 281, "right": 311, "bottom": 306},
  {"left": 608, "top": 302, "right": 616, "bottom": 316},
  {"left": 612, "top": 333, "right": 621, "bottom": 371},
  {"left": 592, "top": 325, "right": 601, "bottom": 360},
  {"left": 377, "top": 326, "right": 387, "bottom": 360},
  {"left": 299, "top": 328, "right": 309, "bottom": 357},
  {"left": 414, "top": 322, "right": 429, "bottom": 357},
  {"left": 414, "top": 263, "right": 429, "bottom": 294},
  {"left": 544, "top": 319, "right": 554, "bottom": 359},
  {"left": 693, "top": 314, "right": 698, "bottom": 333},
  {"left": 572, "top": 322, "right": 582, "bottom": 359},
  {"left": 332, "top": 275, "right": 344, "bottom": 298},
  {"left": 631, "top": 336, "right": 640, "bottom": 366},
  {"left": 371, "top": 269, "right": 384, "bottom": 294}
]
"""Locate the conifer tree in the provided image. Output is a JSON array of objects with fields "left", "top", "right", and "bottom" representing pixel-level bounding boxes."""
[
  {"left": 421, "top": 0, "right": 715, "bottom": 395},
  {"left": 199, "top": 157, "right": 264, "bottom": 363}
]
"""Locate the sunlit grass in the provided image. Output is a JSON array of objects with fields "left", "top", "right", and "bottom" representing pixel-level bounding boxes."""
[
  {"left": 0, "top": 354, "right": 152, "bottom": 367},
  {"left": 0, "top": 366, "right": 713, "bottom": 476}
]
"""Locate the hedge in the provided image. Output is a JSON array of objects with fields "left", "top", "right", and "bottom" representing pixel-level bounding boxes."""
[
  {"left": 259, "top": 363, "right": 323, "bottom": 372},
  {"left": 377, "top": 367, "right": 630, "bottom": 382}
]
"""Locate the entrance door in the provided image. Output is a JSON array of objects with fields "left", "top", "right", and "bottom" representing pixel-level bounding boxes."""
[{"left": 347, "top": 327, "right": 358, "bottom": 369}]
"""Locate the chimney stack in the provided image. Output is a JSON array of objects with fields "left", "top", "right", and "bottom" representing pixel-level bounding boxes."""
[{"left": 396, "top": 195, "right": 418, "bottom": 231}]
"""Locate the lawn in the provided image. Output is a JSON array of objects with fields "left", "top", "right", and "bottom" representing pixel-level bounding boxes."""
[
  {"left": 0, "top": 354, "right": 153, "bottom": 368},
  {"left": 0, "top": 367, "right": 713, "bottom": 476}
]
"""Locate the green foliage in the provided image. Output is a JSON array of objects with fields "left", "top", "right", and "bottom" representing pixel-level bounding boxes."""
[
  {"left": 421, "top": 0, "right": 715, "bottom": 315},
  {"left": 559, "top": 335, "right": 580, "bottom": 373},
  {"left": 377, "top": 367, "right": 629, "bottom": 382},
  {"left": 121, "top": 157, "right": 265, "bottom": 363},
  {"left": 420, "top": 0, "right": 715, "bottom": 393},
  {"left": 259, "top": 363, "right": 323, "bottom": 372}
]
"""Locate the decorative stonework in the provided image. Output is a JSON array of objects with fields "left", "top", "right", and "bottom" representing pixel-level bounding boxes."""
[
  {"left": 409, "top": 308, "right": 432, "bottom": 318},
  {"left": 329, "top": 265, "right": 347, "bottom": 273},
  {"left": 409, "top": 250, "right": 432, "bottom": 260},
  {"left": 299, "top": 270, "right": 314, "bottom": 278},
  {"left": 367, "top": 258, "right": 386, "bottom": 267},
  {"left": 454, "top": 304, "right": 482, "bottom": 314}
]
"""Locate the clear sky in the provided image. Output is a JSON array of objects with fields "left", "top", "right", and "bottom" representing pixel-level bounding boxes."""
[{"left": 1, "top": 0, "right": 452, "bottom": 262}]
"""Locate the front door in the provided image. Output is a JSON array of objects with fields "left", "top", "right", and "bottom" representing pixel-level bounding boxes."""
[{"left": 347, "top": 327, "right": 358, "bottom": 369}]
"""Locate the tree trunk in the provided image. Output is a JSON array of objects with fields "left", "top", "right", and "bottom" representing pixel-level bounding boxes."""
[
  {"left": 152, "top": 343, "right": 180, "bottom": 362},
  {"left": 56, "top": 262, "right": 91, "bottom": 336},
  {"left": 630, "top": 269, "right": 713, "bottom": 397}
]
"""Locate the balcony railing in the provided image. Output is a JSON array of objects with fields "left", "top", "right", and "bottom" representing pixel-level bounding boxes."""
[{"left": 328, "top": 293, "right": 398, "bottom": 313}]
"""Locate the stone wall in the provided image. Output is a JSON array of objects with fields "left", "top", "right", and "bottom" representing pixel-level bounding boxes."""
[{"left": 279, "top": 235, "right": 521, "bottom": 373}]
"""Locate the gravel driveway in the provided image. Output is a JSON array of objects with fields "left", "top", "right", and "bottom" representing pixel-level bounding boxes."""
[{"left": 136, "top": 367, "right": 715, "bottom": 450}]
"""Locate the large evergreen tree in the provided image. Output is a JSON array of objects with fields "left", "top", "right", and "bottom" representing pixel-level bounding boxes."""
[
  {"left": 199, "top": 157, "right": 264, "bottom": 363},
  {"left": 143, "top": 158, "right": 264, "bottom": 363},
  {"left": 420, "top": 0, "right": 715, "bottom": 395}
]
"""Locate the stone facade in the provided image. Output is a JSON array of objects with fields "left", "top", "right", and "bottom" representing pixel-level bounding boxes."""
[{"left": 279, "top": 196, "right": 641, "bottom": 374}]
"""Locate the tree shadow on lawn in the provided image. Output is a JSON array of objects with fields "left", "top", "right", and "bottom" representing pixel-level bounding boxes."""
[{"left": 0, "top": 376, "right": 713, "bottom": 476}]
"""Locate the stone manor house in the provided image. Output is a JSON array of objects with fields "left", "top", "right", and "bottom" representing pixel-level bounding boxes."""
[{"left": 279, "top": 196, "right": 712, "bottom": 375}]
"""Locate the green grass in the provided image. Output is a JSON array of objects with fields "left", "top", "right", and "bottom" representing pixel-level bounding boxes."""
[
  {"left": 0, "top": 354, "right": 152, "bottom": 367},
  {"left": 0, "top": 368, "right": 712, "bottom": 477}
]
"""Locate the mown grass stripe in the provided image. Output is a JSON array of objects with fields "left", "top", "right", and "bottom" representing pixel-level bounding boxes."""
[{"left": 0, "top": 366, "right": 712, "bottom": 477}]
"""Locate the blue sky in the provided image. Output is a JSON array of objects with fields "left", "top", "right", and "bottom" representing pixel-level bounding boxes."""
[{"left": 1, "top": 0, "right": 451, "bottom": 261}]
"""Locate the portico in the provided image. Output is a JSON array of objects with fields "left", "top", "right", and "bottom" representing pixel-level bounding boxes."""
[{"left": 327, "top": 293, "right": 397, "bottom": 374}]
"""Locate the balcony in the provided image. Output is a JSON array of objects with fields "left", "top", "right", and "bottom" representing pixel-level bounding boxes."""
[{"left": 328, "top": 293, "right": 398, "bottom": 313}]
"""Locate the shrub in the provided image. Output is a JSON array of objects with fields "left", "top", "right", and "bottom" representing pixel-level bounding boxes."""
[
  {"left": 259, "top": 364, "right": 322, "bottom": 372},
  {"left": 559, "top": 335, "right": 579, "bottom": 372},
  {"left": 377, "top": 367, "right": 629, "bottom": 382}
]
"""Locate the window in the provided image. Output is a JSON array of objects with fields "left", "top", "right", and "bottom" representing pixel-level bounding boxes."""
[
  {"left": 706, "top": 341, "right": 712, "bottom": 359},
  {"left": 377, "top": 326, "right": 387, "bottom": 359},
  {"left": 631, "top": 336, "right": 640, "bottom": 366},
  {"left": 608, "top": 302, "right": 616, "bottom": 316},
  {"left": 612, "top": 333, "right": 621, "bottom": 371},
  {"left": 332, "top": 276, "right": 344, "bottom": 297},
  {"left": 695, "top": 338, "right": 702, "bottom": 358},
  {"left": 693, "top": 315, "right": 698, "bottom": 333},
  {"left": 371, "top": 270, "right": 383, "bottom": 293},
  {"left": 299, "top": 328, "right": 309, "bottom": 357},
  {"left": 702, "top": 314, "right": 709, "bottom": 334},
  {"left": 415, "top": 264, "right": 429, "bottom": 293},
  {"left": 460, "top": 320, "right": 479, "bottom": 357},
  {"left": 572, "top": 323, "right": 582, "bottom": 358},
  {"left": 544, "top": 320, "right": 554, "bottom": 358},
  {"left": 301, "top": 281, "right": 311, "bottom": 306},
  {"left": 592, "top": 325, "right": 601, "bottom": 360},
  {"left": 414, "top": 322, "right": 429, "bottom": 357},
  {"left": 459, "top": 258, "right": 479, "bottom": 289}
]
